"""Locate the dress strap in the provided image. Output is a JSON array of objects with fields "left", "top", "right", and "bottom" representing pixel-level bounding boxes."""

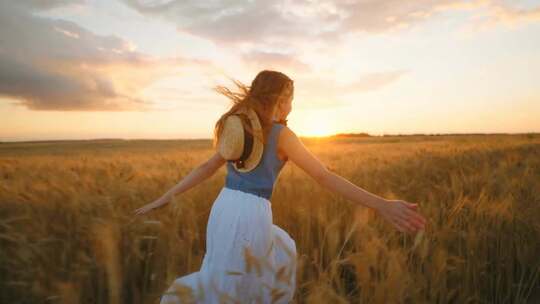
[
  {"left": 270, "top": 123, "right": 284, "bottom": 144},
  {"left": 270, "top": 123, "right": 287, "bottom": 162}
]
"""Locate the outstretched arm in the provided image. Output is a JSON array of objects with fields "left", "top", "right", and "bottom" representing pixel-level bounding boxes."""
[
  {"left": 133, "top": 151, "right": 227, "bottom": 215},
  {"left": 279, "top": 126, "right": 426, "bottom": 234}
]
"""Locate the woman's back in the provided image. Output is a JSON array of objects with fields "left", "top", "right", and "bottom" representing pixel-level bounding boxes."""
[
  {"left": 224, "top": 121, "right": 287, "bottom": 200},
  {"left": 160, "top": 120, "right": 297, "bottom": 304}
]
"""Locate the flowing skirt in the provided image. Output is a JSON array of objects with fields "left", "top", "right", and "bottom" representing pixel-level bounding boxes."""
[{"left": 160, "top": 186, "right": 297, "bottom": 304}]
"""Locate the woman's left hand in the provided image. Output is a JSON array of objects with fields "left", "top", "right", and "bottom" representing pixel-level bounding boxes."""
[
  {"left": 133, "top": 197, "right": 168, "bottom": 216},
  {"left": 376, "top": 199, "right": 427, "bottom": 234}
]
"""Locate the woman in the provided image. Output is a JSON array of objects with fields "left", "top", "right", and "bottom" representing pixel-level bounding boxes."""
[{"left": 134, "top": 70, "right": 427, "bottom": 303}]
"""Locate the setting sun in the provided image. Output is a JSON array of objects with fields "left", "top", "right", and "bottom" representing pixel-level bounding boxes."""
[
  {"left": 0, "top": 0, "right": 538, "bottom": 141},
  {"left": 295, "top": 111, "right": 338, "bottom": 137},
  {"left": 1, "top": 1, "right": 539, "bottom": 303},
  {"left": 299, "top": 127, "right": 335, "bottom": 138}
]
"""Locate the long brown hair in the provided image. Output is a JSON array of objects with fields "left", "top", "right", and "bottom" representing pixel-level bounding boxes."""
[{"left": 212, "top": 70, "right": 294, "bottom": 149}]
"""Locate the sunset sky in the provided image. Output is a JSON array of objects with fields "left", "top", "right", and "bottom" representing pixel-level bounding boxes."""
[{"left": 1, "top": 0, "right": 539, "bottom": 141}]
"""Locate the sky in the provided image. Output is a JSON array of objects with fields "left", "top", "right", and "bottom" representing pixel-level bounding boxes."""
[{"left": 1, "top": 0, "right": 539, "bottom": 141}]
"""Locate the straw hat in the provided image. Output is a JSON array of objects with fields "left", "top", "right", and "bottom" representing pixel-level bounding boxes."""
[{"left": 217, "top": 107, "right": 264, "bottom": 172}]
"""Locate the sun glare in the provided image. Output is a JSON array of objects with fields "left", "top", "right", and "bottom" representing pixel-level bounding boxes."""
[
  {"left": 302, "top": 127, "right": 334, "bottom": 137},
  {"left": 296, "top": 114, "right": 337, "bottom": 137}
]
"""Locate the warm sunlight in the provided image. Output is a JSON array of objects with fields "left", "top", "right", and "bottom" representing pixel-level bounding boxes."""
[
  {"left": 2, "top": 2, "right": 540, "bottom": 303},
  {"left": 1, "top": 0, "right": 539, "bottom": 141},
  {"left": 294, "top": 110, "right": 338, "bottom": 137},
  {"left": 299, "top": 127, "right": 335, "bottom": 138}
]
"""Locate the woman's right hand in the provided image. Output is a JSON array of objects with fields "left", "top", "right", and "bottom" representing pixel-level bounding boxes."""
[
  {"left": 376, "top": 199, "right": 427, "bottom": 234},
  {"left": 133, "top": 196, "right": 169, "bottom": 216}
]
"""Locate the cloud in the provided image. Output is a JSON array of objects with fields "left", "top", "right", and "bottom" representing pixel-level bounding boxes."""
[
  {"left": 457, "top": 1, "right": 540, "bottom": 32},
  {"left": 0, "top": 1, "right": 209, "bottom": 111},
  {"left": 241, "top": 50, "right": 312, "bottom": 73},
  {"left": 341, "top": 70, "right": 410, "bottom": 92},
  {"left": 337, "top": 0, "right": 457, "bottom": 33},
  {"left": 12, "top": 0, "right": 86, "bottom": 11},
  {"left": 339, "top": 0, "right": 540, "bottom": 35},
  {"left": 292, "top": 69, "right": 409, "bottom": 108},
  {"left": 122, "top": 0, "right": 344, "bottom": 46},
  {"left": 3, "top": 1, "right": 536, "bottom": 112},
  {"left": 122, "top": 0, "right": 540, "bottom": 47}
]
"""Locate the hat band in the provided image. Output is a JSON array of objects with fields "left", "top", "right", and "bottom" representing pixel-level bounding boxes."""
[
  {"left": 274, "top": 118, "right": 288, "bottom": 126},
  {"left": 233, "top": 113, "right": 254, "bottom": 169}
]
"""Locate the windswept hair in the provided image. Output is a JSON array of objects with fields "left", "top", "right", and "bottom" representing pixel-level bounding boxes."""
[{"left": 212, "top": 70, "right": 294, "bottom": 150}]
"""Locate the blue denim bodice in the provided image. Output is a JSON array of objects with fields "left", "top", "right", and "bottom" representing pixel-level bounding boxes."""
[{"left": 224, "top": 122, "right": 287, "bottom": 200}]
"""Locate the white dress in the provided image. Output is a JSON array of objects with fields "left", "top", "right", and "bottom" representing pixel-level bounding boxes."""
[{"left": 159, "top": 185, "right": 297, "bottom": 303}]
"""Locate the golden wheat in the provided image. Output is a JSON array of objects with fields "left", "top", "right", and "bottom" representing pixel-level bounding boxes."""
[{"left": 0, "top": 134, "right": 538, "bottom": 303}]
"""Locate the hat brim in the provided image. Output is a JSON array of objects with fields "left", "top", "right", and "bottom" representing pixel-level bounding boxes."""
[{"left": 232, "top": 107, "right": 264, "bottom": 173}]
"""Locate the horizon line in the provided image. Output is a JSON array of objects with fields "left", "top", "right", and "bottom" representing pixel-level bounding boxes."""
[{"left": 1, "top": 131, "right": 539, "bottom": 144}]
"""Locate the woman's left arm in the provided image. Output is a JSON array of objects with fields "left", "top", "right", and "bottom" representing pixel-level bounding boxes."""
[{"left": 133, "top": 151, "right": 227, "bottom": 215}]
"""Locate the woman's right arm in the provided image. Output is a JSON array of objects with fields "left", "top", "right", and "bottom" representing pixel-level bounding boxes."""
[
  {"left": 278, "top": 126, "right": 426, "bottom": 233},
  {"left": 159, "top": 151, "right": 227, "bottom": 203},
  {"left": 133, "top": 151, "right": 226, "bottom": 215}
]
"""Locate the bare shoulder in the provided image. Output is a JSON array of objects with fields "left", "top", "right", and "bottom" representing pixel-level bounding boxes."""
[
  {"left": 276, "top": 125, "right": 329, "bottom": 181},
  {"left": 279, "top": 123, "right": 295, "bottom": 139},
  {"left": 277, "top": 125, "right": 296, "bottom": 153},
  {"left": 277, "top": 125, "right": 307, "bottom": 157}
]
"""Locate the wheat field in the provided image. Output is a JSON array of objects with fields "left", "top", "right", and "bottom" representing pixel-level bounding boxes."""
[{"left": 1, "top": 134, "right": 539, "bottom": 303}]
